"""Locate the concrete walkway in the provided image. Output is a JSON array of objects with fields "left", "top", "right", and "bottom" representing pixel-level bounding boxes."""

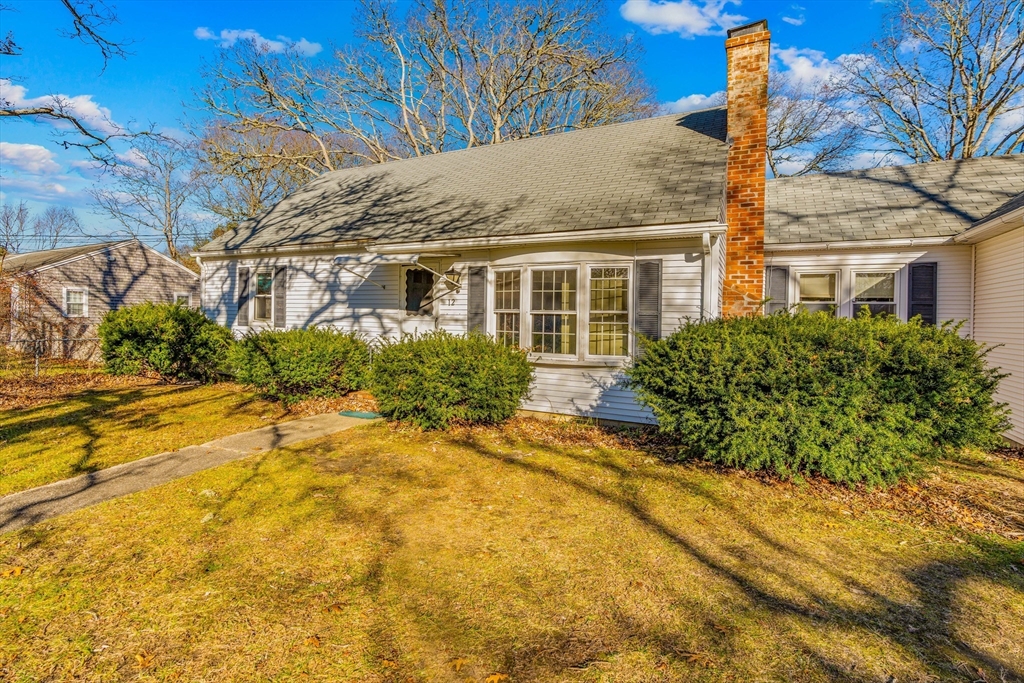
[{"left": 0, "top": 413, "right": 375, "bottom": 534}]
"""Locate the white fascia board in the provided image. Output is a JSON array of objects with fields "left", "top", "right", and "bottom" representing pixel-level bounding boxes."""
[
  {"left": 371, "top": 222, "right": 726, "bottom": 253},
  {"left": 191, "top": 239, "right": 372, "bottom": 260},
  {"left": 953, "top": 206, "right": 1024, "bottom": 244},
  {"left": 765, "top": 236, "right": 955, "bottom": 252}
]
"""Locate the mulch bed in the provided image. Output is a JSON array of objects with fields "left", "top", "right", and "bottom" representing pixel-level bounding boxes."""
[
  {"left": 0, "top": 370, "right": 158, "bottom": 412},
  {"left": 285, "top": 391, "right": 381, "bottom": 418}
]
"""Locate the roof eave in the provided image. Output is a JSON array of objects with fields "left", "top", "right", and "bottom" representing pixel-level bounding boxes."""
[{"left": 953, "top": 205, "right": 1024, "bottom": 244}]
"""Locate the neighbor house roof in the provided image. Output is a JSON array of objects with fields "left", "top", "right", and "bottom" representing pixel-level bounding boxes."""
[
  {"left": 2, "top": 241, "right": 131, "bottom": 274},
  {"left": 199, "top": 108, "right": 729, "bottom": 253},
  {"left": 765, "top": 155, "right": 1023, "bottom": 245}
]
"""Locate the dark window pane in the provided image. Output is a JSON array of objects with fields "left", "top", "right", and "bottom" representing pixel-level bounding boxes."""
[{"left": 405, "top": 268, "right": 435, "bottom": 315}]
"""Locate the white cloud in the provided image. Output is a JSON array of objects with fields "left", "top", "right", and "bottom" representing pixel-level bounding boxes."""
[
  {"left": 0, "top": 79, "right": 119, "bottom": 135},
  {"left": 0, "top": 142, "right": 61, "bottom": 174},
  {"left": 772, "top": 46, "right": 849, "bottom": 86},
  {"left": 0, "top": 176, "right": 69, "bottom": 200},
  {"left": 781, "top": 15, "right": 805, "bottom": 26},
  {"left": 663, "top": 91, "right": 725, "bottom": 113},
  {"left": 619, "top": 0, "right": 746, "bottom": 38},
  {"left": 194, "top": 27, "right": 322, "bottom": 56}
]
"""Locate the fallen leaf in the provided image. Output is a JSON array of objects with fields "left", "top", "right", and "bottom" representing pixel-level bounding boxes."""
[
  {"left": 680, "top": 651, "right": 715, "bottom": 668},
  {"left": 304, "top": 635, "right": 321, "bottom": 648},
  {"left": 1, "top": 566, "right": 25, "bottom": 578},
  {"left": 450, "top": 657, "right": 470, "bottom": 672},
  {"left": 383, "top": 659, "right": 398, "bottom": 669},
  {"left": 324, "top": 603, "right": 344, "bottom": 614},
  {"left": 135, "top": 651, "right": 155, "bottom": 669},
  {"left": 484, "top": 674, "right": 508, "bottom": 683}
]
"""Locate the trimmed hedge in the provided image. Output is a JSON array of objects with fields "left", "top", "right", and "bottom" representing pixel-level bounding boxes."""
[
  {"left": 229, "top": 327, "right": 370, "bottom": 403},
  {"left": 626, "top": 312, "right": 1008, "bottom": 486},
  {"left": 370, "top": 331, "right": 533, "bottom": 430},
  {"left": 99, "top": 302, "right": 232, "bottom": 382}
]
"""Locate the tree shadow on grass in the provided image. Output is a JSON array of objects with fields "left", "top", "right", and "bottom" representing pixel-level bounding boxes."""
[{"left": 439, "top": 432, "right": 1024, "bottom": 682}]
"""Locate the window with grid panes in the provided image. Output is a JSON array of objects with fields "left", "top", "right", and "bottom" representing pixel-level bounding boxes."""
[
  {"left": 589, "top": 267, "right": 629, "bottom": 356},
  {"left": 531, "top": 269, "right": 577, "bottom": 355},
  {"left": 493, "top": 270, "right": 521, "bottom": 347},
  {"left": 853, "top": 272, "right": 896, "bottom": 316},
  {"left": 797, "top": 272, "right": 838, "bottom": 315}
]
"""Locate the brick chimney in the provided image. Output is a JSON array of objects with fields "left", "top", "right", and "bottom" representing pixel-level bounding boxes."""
[{"left": 722, "top": 19, "right": 770, "bottom": 316}]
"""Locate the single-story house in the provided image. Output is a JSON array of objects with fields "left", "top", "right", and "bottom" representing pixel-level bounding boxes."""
[
  {"left": 3, "top": 239, "right": 200, "bottom": 359},
  {"left": 195, "top": 20, "right": 1024, "bottom": 444}
]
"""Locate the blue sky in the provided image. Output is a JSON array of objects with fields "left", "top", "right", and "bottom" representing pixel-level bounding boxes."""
[{"left": 0, "top": 0, "right": 888, "bottom": 244}]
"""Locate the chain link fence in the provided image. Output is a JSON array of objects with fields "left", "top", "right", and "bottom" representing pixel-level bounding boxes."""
[{"left": 3, "top": 338, "right": 102, "bottom": 376}]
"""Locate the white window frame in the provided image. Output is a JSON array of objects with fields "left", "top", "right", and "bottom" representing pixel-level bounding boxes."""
[
  {"left": 173, "top": 292, "right": 192, "bottom": 307},
  {"left": 63, "top": 287, "right": 88, "bottom": 318},
  {"left": 492, "top": 268, "right": 523, "bottom": 348},
  {"left": 527, "top": 265, "right": 580, "bottom": 360},
  {"left": 586, "top": 263, "right": 632, "bottom": 360},
  {"left": 252, "top": 270, "right": 274, "bottom": 322},
  {"left": 795, "top": 271, "right": 840, "bottom": 315},
  {"left": 852, "top": 270, "right": 899, "bottom": 317}
]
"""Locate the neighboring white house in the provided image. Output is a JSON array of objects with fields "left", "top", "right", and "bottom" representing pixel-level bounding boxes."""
[{"left": 194, "top": 20, "right": 1024, "bottom": 442}]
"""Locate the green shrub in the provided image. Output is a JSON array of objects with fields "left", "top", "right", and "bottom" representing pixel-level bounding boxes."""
[
  {"left": 229, "top": 327, "right": 370, "bottom": 403},
  {"left": 370, "top": 331, "right": 533, "bottom": 430},
  {"left": 625, "top": 312, "right": 1008, "bottom": 486},
  {"left": 99, "top": 302, "right": 233, "bottom": 382}
]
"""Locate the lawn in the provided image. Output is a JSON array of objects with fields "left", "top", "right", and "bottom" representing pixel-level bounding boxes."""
[
  {"left": 0, "top": 383, "right": 291, "bottom": 497},
  {"left": 2, "top": 416, "right": 1022, "bottom": 682}
]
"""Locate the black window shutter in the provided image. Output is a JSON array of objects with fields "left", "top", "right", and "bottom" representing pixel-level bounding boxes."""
[
  {"left": 237, "top": 266, "right": 250, "bottom": 326},
  {"left": 635, "top": 260, "right": 662, "bottom": 340},
  {"left": 273, "top": 266, "right": 287, "bottom": 328},
  {"left": 765, "top": 266, "right": 789, "bottom": 314},
  {"left": 908, "top": 262, "right": 937, "bottom": 325},
  {"left": 467, "top": 266, "right": 487, "bottom": 333}
]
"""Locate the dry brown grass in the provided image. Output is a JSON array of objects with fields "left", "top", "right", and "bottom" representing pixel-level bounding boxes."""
[{"left": 2, "top": 419, "right": 1022, "bottom": 682}]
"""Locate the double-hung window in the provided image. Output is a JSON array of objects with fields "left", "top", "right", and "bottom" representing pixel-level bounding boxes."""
[
  {"left": 530, "top": 268, "right": 577, "bottom": 355},
  {"left": 589, "top": 267, "right": 629, "bottom": 356},
  {"left": 853, "top": 272, "right": 896, "bottom": 316},
  {"left": 64, "top": 288, "right": 87, "bottom": 317},
  {"left": 797, "top": 272, "right": 838, "bottom": 315},
  {"left": 494, "top": 270, "right": 521, "bottom": 347},
  {"left": 254, "top": 271, "right": 273, "bottom": 321}
]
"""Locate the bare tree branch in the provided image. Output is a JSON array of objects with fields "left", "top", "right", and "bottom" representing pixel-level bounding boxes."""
[
  {"left": 841, "top": 0, "right": 1024, "bottom": 161},
  {"left": 32, "top": 206, "right": 84, "bottom": 250}
]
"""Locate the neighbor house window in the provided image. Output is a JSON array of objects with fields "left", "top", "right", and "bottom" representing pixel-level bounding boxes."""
[
  {"left": 254, "top": 271, "right": 273, "bottom": 321},
  {"left": 797, "top": 273, "right": 838, "bottom": 314},
  {"left": 853, "top": 272, "right": 896, "bottom": 316},
  {"left": 174, "top": 292, "right": 192, "bottom": 307},
  {"left": 531, "top": 268, "right": 577, "bottom": 355},
  {"left": 589, "top": 267, "right": 629, "bottom": 356},
  {"left": 494, "top": 270, "right": 521, "bottom": 347},
  {"left": 405, "top": 268, "right": 435, "bottom": 315},
  {"left": 64, "top": 288, "right": 87, "bottom": 317}
]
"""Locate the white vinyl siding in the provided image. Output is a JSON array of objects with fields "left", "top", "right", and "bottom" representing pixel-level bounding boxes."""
[
  {"left": 200, "top": 238, "right": 707, "bottom": 423},
  {"left": 972, "top": 226, "right": 1024, "bottom": 445},
  {"left": 764, "top": 245, "right": 973, "bottom": 333}
]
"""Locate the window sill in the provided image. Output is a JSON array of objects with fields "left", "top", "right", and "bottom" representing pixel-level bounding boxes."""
[{"left": 529, "top": 355, "right": 628, "bottom": 368}]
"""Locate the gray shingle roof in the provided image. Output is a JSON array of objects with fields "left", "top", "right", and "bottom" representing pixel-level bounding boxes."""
[
  {"left": 2, "top": 241, "right": 129, "bottom": 274},
  {"left": 765, "top": 155, "right": 1023, "bottom": 245},
  {"left": 200, "top": 108, "right": 728, "bottom": 252}
]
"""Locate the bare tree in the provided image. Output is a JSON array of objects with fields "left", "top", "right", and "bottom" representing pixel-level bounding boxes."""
[
  {"left": 198, "top": 0, "right": 655, "bottom": 174},
  {"left": 842, "top": 0, "right": 1024, "bottom": 162},
  {"left": 90, "top": 136, "right": 202, "bottom": 261},
  {"left": 0, "top": 201, "right": 32, "bottom": 263},
  {"left": 191, "top": 123, "right": 316, "bottom": 225},
  {"left": 767, "top": 70, "right": 862, "bottom": 177},
  {"left": 0, "top": 0, "right": 137, "bottom": 162},
  {"left": 32, "top": 206, "right": 83, "bottom": 250}
]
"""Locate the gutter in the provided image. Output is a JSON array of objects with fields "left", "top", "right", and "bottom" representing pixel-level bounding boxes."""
[
  {"left": 953, "top": 205, "right": 1024, "bottom": 244},
  {"left": 766, "top": 236, "right": 955, "bottom": 252}
]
